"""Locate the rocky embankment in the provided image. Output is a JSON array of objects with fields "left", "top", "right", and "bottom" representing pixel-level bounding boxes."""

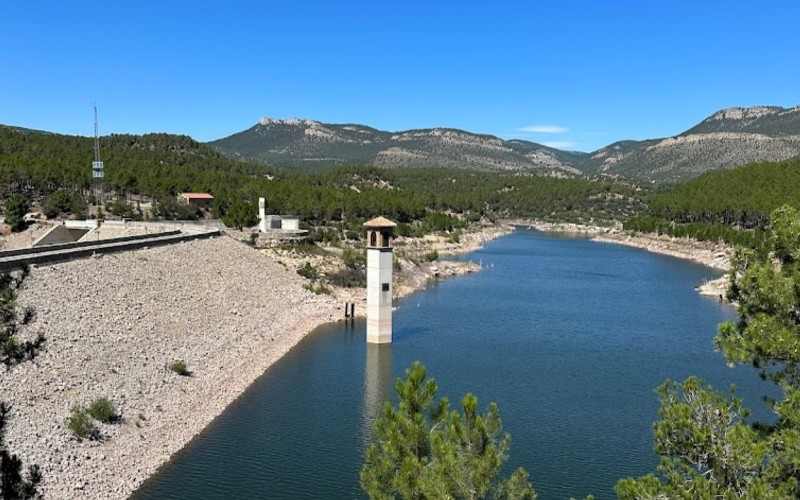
[
  {"left": 0, "top": 236, "right": 340, "bottom": 499},
  {"left": 0, "top": 222, "right": 511, "bottom": 499},
  {"left": 592, "top": 231, "right": 732, "bottom": 300},
  {"left": 258, "top": 224, "right": 512, "bottom": 310}
]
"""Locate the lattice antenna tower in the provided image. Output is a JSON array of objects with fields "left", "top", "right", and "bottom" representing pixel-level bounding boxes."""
[
  {"left": 91, "top": 105, "right": 104, "bottom": 205},
  {"left": 92, "top": 105, "right": 104, "bottom": 176}
]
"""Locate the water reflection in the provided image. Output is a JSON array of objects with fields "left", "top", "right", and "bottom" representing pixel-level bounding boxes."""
[{"left": 361, "top": 343, "right": 393, "bottom": 448}]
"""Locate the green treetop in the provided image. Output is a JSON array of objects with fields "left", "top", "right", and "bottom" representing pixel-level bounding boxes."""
[
  {"left": 617, "top": 205, "right": 800, "bottom": 498},
  {"left": 361, "top": 361, "right": 535, "bottom": 500}
]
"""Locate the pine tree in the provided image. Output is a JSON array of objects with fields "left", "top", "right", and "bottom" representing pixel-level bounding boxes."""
[
  {"left": 617, "top": 205, "right": 800, "bottom": 498},
  {"left": 0, "top": 404, "right": 41, "bottom": 499},
  {"left": 361, "top": 362, "right": 535, "bottom": 499},
  {"left": 3, "top": 195, "right": 27, "bottom": 233}
]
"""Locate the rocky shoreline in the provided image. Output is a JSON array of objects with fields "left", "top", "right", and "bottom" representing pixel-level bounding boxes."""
[
  {"left": 0, "top": 223, "right": 510, "bottom": 499},
  {"left": 591, "top": 230, "right": 732, "bottom": 300}
]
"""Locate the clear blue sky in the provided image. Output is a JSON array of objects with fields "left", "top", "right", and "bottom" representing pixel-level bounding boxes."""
[{"left": 1, "top": 1, "right": 797, "bottom": 152}]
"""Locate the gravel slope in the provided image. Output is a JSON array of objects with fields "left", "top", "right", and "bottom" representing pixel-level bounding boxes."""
[{"left": 1, "top": 235, "right": 339, "bottom": 499}]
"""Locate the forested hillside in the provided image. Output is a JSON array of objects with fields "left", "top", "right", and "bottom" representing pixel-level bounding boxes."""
[
  {"left": 0, "top": 126, "right": 267, "bottom": 197},
  {"left": 0, "top": 126, "right": 644, "bottom": 228},
  {"left": 209, "top": 118, "right": 586, "bottom": 175},
  {"left": 649, "top": 158, "right": 800, "bottom": 227},
  {"left": 625, "top": 157, "right": 800, "bottom": 246}
]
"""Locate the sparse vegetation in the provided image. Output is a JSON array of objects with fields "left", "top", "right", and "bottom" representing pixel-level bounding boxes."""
[
  {"left": 303, "top": 282, "right": 332, "bottom": 295},
  {"left": 67, "top": 398, "right": 118, "bottom": 440},
  {"left": 67, "top": 406, "right": 97, "bottom": 440},
  {"left": 0, "top": 268, "right": 44, "bottom": 368},
  {"left": 328, "top": 268, "right": 366, "bottom": 288},
  {"left": 341, "top": 248, "right": 366, "bottom": 270},
  {"left": 87, "top": 398, "right": 117, "bottom": 423},
  {"left": 168, "top": 360, "right": 190, "bottom": 376},
  {"left": 296, "top": 262, "right": 318, "bottom": 280},
  {"left": 422, "top": 250, "right": 439, "bottom": 262}
]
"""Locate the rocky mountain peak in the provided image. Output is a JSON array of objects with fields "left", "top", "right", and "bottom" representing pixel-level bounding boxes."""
[
  {"left": 257, "top": 116, "right": 320, "bottom": 127},
  {"left": 211, "top": 105, "right": 800, "bottom": 181},
  {"left": 708, "top": 106, "right": 785, "bottom": 122}
]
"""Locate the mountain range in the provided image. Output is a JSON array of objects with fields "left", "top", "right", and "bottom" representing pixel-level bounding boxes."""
[{"left": 209, "top": 105, "right": 800, "bottom": 181}]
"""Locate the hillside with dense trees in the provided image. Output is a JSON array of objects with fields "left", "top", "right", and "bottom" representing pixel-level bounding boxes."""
[
  {"left": 625, "top": 157, "right": 800, "bottom": 247},
  {"left": 0, "top": 126, "right": 645, "bottom": 230}
]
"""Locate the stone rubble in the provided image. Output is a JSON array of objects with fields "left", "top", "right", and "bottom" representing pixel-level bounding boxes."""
[{"left": 0, "top": 235, "right": 339, "bottom": 499}]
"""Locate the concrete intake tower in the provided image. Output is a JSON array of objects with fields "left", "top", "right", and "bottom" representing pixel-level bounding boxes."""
[{"left": 364, "top": 216, "right": 396, "bottom": 344}]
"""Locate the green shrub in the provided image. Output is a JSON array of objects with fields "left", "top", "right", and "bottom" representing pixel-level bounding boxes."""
[
  {"left": 322, "top": 228, "right": 340, "bottom": 244},
  {"left": 169, "top": 360, "right": 190, "bottom": 376},
  {"left": 87, "top": 398, "right": 117, "bottom": 423},
  {"left": 395, "top": 223, "right": 413, "bottom": 237},
  {"left": 342, "top": 248, "right": 366, "bottom": 270},
  {"left": 42, "top": 189, "right": 86, "bottom": 218},
  {"left": 328, "top": 268, "right": 366, "bottom": 288},
  {"left": 423, "top": 212, "right": 466, "bottom": 233},
  {"left": 423, "top": 250, "right": 439, "bottom": 262},
  {"left": 465, "top": 212, "right": 482, "bottom": 223},
  {"left": 154, "top": 196, "right": 200, "bottom": 221},
  {"left": 109, "top": 199, "right": 137, "bottom": 218},
  {"left": 0, "top": 268, "right": 44, "bottom": 368},
  {"left": 67, "top": 406, "right": 96, "bottom": 440},
  {"left": 306, "top": 229, "right": 324, "bottom": 243},
  {"left": 297, "top": 262, "right": 318, "bottom": 280},
  {"left": 248, "top": 232, "right": 259, "bottom": 246}
]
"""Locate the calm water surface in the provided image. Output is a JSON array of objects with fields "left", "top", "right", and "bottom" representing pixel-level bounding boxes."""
[{"left": 133, "top": 229, "right": 774, "bottom": 499}]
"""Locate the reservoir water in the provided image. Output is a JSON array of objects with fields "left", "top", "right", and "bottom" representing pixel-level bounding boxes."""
[{"left": 133, "top": 228, "right": 774, "bottom": 499}]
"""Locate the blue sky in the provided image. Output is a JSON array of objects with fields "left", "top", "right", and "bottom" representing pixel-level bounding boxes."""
[{"left": 1, "top": 1, "right": 797, "bottom": 152}]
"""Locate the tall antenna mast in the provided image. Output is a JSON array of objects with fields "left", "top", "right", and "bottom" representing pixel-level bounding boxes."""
[
  {"left": 91, "top": 104, "right": 104, "bottom": 207},
  {"left": 93, "top": 105, "right": 101, "bottom": 163}
]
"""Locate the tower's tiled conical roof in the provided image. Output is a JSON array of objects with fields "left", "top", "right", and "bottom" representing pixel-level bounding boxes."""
[{"left": 363, "top": 216, "right": 397, "bottom": 228}]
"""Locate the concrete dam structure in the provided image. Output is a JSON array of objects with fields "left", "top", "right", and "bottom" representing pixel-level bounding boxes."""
[{"left": 0, "top": 220, "right": 220, "bottom": 271}]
